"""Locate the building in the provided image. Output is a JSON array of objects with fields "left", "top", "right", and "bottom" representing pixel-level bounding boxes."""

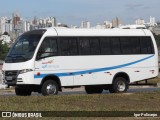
[
  {"left": 0, "top": 17, "right": 13, "bottom": 35},
  {"left": 104, "top": 21, "right": 112, "bottom": 28},
  {"left": 95, "top": 23, "right": 106, "bottom": 29},
  {"left": 5, "top": 19, "right": 12, "bottom": 35},
  {"left": 149, "top": 16, "right": 156, "bottom": 26},
  {"left": 0, "top": 17, "right": 6, "bottom": 34},
  {"left": 112, "top": 17, "right": 120, "bottom": 28},
  {"left": 135, "top": 19, "right": 145, "bottom": 25},
  {"left": 46, "top": 17, "right": 56, "bottom": 27},
  {"left": 12, "top": 12, "right": 20, "bottom": 29},
  {"left": 81, "top": 21, "right": 90, "bottom": 28},
  {"left": 31, "top": 17, "right": 57, "bottom": 30},
  {"left": 23, "top": 21, "right": 30, "bottom": 32},
  {"left": 17, "top": 20, "right": 25, "bottom": 34},
  {"left": 17, "top": 19, "right": 31, "bottom": 33},
  {"left": 32, "top": 16, "right": 38, "bottom": 25}
]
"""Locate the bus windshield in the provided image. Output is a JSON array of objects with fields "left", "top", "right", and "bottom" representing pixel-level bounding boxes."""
[{"left": 5, "top": 30, "right": 46, "bottom": 63}]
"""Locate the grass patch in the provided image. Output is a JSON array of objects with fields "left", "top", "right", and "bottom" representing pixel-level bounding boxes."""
[
  {"left": 132, "top": 78, "right": 160, "bottom": 85},
  {"left": 0, "top": 91, "right": 160, "bottom": 111},
  {"left": 147, "top": 78, "right": 160, "bottom": 84},
  {"left": 1, "top": 91, "right": 160, "bottom": 119}
]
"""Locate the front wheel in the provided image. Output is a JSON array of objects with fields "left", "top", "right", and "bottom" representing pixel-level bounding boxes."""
[
  {"left": 109, "top": 77, "right": 128, "bottom": 93},
  {"left": 41, "top": 80, "right": 59, "bottom": 96}
]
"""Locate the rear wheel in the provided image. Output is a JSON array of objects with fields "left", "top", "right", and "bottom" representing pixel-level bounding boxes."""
[
  {"left": 85, "top": 86, "right": 103, "bottom": 94},
  {"left": 109, "top": 77, "right": 128, "bottom": 93},
  {"left": 41, "top": 80, "right": 59, "bottom": 96},
  {"left": 15, "top": 86, "right": 32, "bottom": 96}
]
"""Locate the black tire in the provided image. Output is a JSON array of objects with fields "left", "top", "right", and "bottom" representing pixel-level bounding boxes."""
[
  {"left": 41, "top": 80, "right": 59, "bottom": 96},
  {"left": 15, "top": 87, "right": 32, "bottom": 96},
  {"left": 85, "top": 86, "right": 103, "bottom": 94},
  {"left": 109, "top": 77, "right": 128, "bottom": 93}
]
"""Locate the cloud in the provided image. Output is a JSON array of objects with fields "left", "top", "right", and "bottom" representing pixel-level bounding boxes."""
[
  {"left": 125, "top": 3, "right": 152, "bottom": 11},
  {"left": 125, "top": 3, "right": 144, "bottom": 10},
  {"left": 143, "top": 6, "right": 152, "bottom": 9}
]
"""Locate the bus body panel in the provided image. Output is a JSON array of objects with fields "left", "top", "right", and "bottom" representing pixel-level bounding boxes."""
[
  {"left": 34, "top": 54, "right": 157, "bottom": 86},
  {"left": 56, "top": 28, "right": 146, "bottom": 37},
  {"left": 2, "top": 28, "right": 158, "bottom": 88}
]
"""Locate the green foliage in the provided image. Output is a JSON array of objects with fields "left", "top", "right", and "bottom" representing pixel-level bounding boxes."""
[
  {"left": 154, "top": 34, "right": 160, "bottom": 49},
  {"left": 0, "top": 41, "right": 9, "bottom": 60}
]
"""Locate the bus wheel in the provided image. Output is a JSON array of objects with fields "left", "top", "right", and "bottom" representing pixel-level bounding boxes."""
[
  {"left": 15, "top": 86, "right": 32, "bottom": 96},
  {"left": 85, "top": 86, "right": 103, "bottom": 94},
  {"left": 109, "top": 77, "right": 128, "bottom": 93},
  {"left": 41, "top": 80, "right": 58, "bottom": 96}
]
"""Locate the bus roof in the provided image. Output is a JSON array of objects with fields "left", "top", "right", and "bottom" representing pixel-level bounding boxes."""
[{"left": 42, "top": 27, "right": 152, "bottom": 37}]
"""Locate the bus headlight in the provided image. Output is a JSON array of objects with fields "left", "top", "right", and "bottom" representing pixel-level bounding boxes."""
[{"left": 19, "top": 69, "right": 33, "bottom": 74}]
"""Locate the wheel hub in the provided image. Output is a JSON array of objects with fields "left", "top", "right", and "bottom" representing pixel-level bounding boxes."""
[
  {"left": 117, "top": 81, "right": 125, "bottom": 91},
  {"left": 46, "top": 84, "right": 56, "bottom": 94}
]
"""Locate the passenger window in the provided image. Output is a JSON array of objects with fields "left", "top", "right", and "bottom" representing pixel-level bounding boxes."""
[
  {"left": 100, "top": 37, "right": 111, "bottom": 55},
  {"left": 90, "top": 38, "right": 100, "bottom": 55},
  {"left": 111, "top": 37, "right": 121, "bottom": 54},
  {"left": 120, "top": 37, "right": 141, "bottom": 54},
  {"left": 130, "top": 37, "right": 141, "bottom": 54},
  {"left": 60, "top": 37, "right": 78, "bottom": 55},
  {"left": 79, "top": 38, "right": 90, "bottom": 55},
  {"left": 120, "top": 37, "right": 132, "bottom": 54},
  {"left": 140, "top": 37, "right": 154, "bottom": 54},
  {"left": 37, "top": 37, "right": 58, "bottom": 58}
]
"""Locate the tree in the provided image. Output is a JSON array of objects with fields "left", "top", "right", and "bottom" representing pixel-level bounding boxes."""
[
  {"left": 0, "top": 41, "right": 9, "bottom": 60},
  {"left": 153, "top": 34, "right": 160, "bottom": 49}
]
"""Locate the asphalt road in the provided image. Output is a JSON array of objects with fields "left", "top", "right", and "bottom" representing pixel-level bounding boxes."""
[{"left": 0, "top": 86, "right": 160, "bottom": 96}]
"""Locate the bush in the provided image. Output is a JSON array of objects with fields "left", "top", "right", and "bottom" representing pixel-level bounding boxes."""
[
  {"left": 0, "top": 41, "right": 9, "bottom": 60},
  {"left": 154, "top": 34, "right": 160, "bottom": 49}
]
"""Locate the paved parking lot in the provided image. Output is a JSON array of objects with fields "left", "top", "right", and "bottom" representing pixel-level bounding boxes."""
[{"left": 0, "top": 86, "right": 160, "bottom": 96}]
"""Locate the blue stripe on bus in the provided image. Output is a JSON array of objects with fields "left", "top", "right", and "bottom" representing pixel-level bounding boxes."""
[{"left": 34, "top": 55, "right": 154, "bottom": 79}]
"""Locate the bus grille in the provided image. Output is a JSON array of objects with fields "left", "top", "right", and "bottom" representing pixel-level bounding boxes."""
[{"left": 4, "top": 71, "right": 19, "bottom": 85}]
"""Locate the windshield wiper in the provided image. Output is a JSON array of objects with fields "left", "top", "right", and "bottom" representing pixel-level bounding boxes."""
[
  {"left": 15, "top": 55, "right": 27, "bottom": 60},
  {"left": 7, "top": 55, "right": 26, "bottom": 60},
  {"left": 6, "top": 55, "right": 15, "bottom": 58}
]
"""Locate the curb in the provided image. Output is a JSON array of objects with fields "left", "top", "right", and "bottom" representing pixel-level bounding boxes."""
[{"left": 129, "top": 84, "right": 160, "bottom": 88}]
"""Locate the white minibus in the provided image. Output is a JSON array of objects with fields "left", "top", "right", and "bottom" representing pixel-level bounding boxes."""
[{"left": 2, "top": 28, "right": 158, "bottom": 96}]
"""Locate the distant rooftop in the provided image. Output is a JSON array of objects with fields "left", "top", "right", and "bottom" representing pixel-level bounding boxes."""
[{"left": 119, "top": 25, "right": 146, "bottom": 29}]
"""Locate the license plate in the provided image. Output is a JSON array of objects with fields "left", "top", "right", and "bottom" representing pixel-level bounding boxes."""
[{"left": 6, "top": 76, "right": 12, "bottom": 81}]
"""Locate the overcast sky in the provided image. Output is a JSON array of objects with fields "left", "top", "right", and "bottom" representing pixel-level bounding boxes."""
[{"left": 0, "top": 0, "right": 160, "bottom": 26}]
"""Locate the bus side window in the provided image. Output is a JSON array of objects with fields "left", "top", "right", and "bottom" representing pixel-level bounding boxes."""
[
  {"left": 79, "top": 38, "right": 90, "bottom": 55},
  {"left": 90, "top": 38, "right": 100, "bottom": 55},
  {"left": 100, "top": 37, "right": 111, "bottom": 55},
  {"left": 60, "top": 37, "right": 78, "bottom": 56},
  {"left": 120, "top": 37, "right": 131, "bottom": 54},
  {"left": 37, "top": 37, "right": 58, "bottom": 59},
  {"left": 120, "top": 37, "right": 141, "bottom": 54},
  {"left": 140, "top": 37, "right": 154, "bottom": 54},
  {"left": 130, "top": 37, "right": 141, "bottom": 54},
  {"left": 110, "top": 37, "right": 121, "bottom": 55}
]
